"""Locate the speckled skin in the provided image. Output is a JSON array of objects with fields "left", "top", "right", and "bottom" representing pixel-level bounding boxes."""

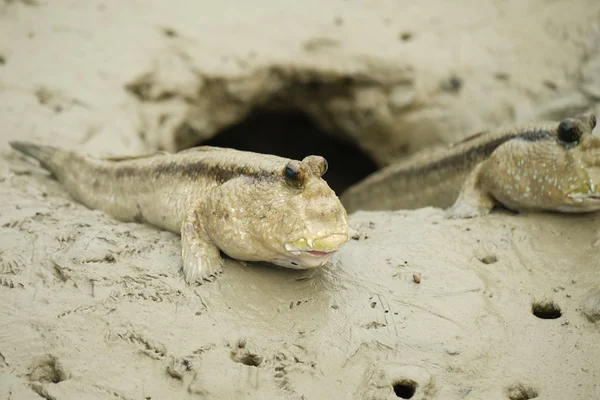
[
  {"left": 9, "top": 143, "right": 349, "bottom": 284},
  {"left": 341, "top": 114, "right": 600, "bottom": 218}
]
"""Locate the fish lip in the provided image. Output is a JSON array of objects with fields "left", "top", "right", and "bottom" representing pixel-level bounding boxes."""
[
  {"left": 283, "top": 245, "right": 340, "bottom": 256},
  {"left": 568, "top": 193, "right": 600, "bottom": 201},
  {"left": 283, "top": 234, "right": 346, "bottom": 255},
  {"left": 304, "top": 250, "right": 337, "bottom": 257}
]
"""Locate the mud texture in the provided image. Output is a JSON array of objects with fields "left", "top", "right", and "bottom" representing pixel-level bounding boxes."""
[{"left": 1, "top": 1, "right": 600, "bottom": 399}]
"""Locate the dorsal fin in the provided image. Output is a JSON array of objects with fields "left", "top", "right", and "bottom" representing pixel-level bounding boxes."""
[
  {"left": 176, "top": 145, "right": 232, "bottom": 155},
  {"left": 101, "top": 150, "right": 170, "bottom": 162},
  {"left": 449, "top": 130, "right": 488, "bottom": 147}
]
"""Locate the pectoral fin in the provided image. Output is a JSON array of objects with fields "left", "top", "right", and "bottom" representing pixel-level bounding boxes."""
[{"left": 180, "top": 204, "right": 224, "bottom": 284}]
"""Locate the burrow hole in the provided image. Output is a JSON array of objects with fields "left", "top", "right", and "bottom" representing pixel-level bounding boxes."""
[
  {"left": 392, "top": 379, "right": 418, "bottom": 399},
  {"left": 507, "top": 383, "right": 539, "bottom": 400},
  {"left": 28, "top": 355, "right": 69, "bottom": 384},
  {"left": 199, "top": 110, "right": 379, "bottom": 195},
  {"left": 478, "top": 254, "right": 498, "bottom": 265},
  {"left": 238, "top": 353, "right": 263, "bottom": 367},
  {"left": 531, "top": 300, "right": 562, "bottom": 320}
]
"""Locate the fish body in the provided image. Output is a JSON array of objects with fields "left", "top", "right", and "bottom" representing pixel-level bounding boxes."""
[
  {"left": 10, "top": 142, "right": 349, "bottom": 284},
  {"left": 341, "top": 114, "right": 600, "bottom": 218}
]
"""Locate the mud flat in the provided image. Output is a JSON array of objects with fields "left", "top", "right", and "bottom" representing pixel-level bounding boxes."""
[{"left": 1, "top": 0, "right": 600, "bottom": 399}]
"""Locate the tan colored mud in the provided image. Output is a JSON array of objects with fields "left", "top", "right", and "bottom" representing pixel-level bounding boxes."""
[{"left": 1, "top": 1, "right": 600, "bottom": 399}]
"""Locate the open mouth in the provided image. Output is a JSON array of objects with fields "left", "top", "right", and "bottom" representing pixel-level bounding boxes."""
[
  {"left": 284, "top": 233, "right": 347, "bottom": 256},
  {"left": 305, "top": 250, "right": 336, "bottom": 257},
  {"left": 568, "top": 193, "right": 600, "bottom": 202},
  {"left": 578, "top": 195, "right": 600, "bottom": 201},
  {"left": 284, "top": 247, "right": 337, "bottom": 257}
]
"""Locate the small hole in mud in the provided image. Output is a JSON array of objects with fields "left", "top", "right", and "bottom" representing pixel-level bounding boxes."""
[
  {"left": 507, "top": 383, "right": 539, "bottom": 400},
  {"left": 199, "top": 110, "right": 378, "bottom": 195},
  {"left": 393, "top": 380, "right": 417, "bottom": 399},
  {"left": 440, "top": 75, "right": 463, "bottom": 93},
  {"left": 161, "top": 27, "right": 178, "bottom": 37},
  {"left": 239, "top": 353, "right": 263, "bottom": 367},
  {"left": 532, "top": 300, "right": 562, "bottom": 319},
  {"left": 28, "top": 355, "right": 69, "bottom": 384},
  {"left": 478, "top": 254, "right": 497, "bottom": 264},
  {"left": 399, "top": 31, "right": 413, "bottom": 41}
]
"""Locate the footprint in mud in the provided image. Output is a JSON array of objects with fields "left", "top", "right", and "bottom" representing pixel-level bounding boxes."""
[
  {"left": 166, "top": 343, "right": 216, "bottom": 381},
  {"left": 34, "top": 85, "right": 90, "bottom": 113},
  {"left": 0, "top": 252, "right": 26, "bottom": 275},
  {"left": 0, "top": 230, "right": 32, "bottom": 287},
  {"left": 109, "top": 329, "right": 167, "bottom": 360},
  {"left": 166, "top": 357, "right": 194, "bottom": 380},
  {"left": 272, "top": 343, "right": 318, "bottom": 394},
  {"left": 0, "top": 275, "right": 26, "bottom": 289}
]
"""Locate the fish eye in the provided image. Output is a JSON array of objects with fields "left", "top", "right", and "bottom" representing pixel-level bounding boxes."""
[
  {"left": 591, "top": 115, "right": 597, "bottom": 130},
  {"left": 321, "top": 159, "right": 328, "bottom": 176},
  {"left": 301, "top": 155, "right": 328, "bottom": 177},
  {"left": 557, "top": 119, "right": 581, "bottom": 144},
  {"left": 285, "top": 165, "right": 299, "bottom": 180},
  {"left": 283, "top": 161, "right": 305, "bottom": 188}
]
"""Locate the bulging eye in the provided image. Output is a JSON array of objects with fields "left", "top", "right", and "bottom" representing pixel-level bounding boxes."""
[
  {"left": 320, "top": 159, "right": 328, "bottom": 176},
  {"left": 285, "top": 165, "right": 299, "bottom": 181},
  {"left": 557, "top": 119, "right": 581, "bottom": 144},
  {"left": 301, "top": 155, "right": 328, "bottom": 177},
  {"left": 283, "top": 161, "right": 305, "bottom": 188}
]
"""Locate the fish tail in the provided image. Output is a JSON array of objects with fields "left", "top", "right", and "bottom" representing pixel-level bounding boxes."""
[{"left": 9, "top": 140, "right": 62, "bottom": 173}]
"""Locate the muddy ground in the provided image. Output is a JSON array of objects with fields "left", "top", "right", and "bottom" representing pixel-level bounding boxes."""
[{"left": 1, "top": 1, "right": 600, "bottom": 399}]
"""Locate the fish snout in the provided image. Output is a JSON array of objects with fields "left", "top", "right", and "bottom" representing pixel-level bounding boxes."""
[
  {"left": 284, "top": 233, "right": 348, "bottom": 256},
  {"left": 312, "top": 233, "right": 348, "bottom": 252}
]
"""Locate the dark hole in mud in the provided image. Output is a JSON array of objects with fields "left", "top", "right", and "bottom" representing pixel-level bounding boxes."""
[
  {"left": 28, "top": 355, "right": 69, "bottom": 384},
  {"left": 392, "top": 379, "right": 417, "bottom": 399},
  {"left": 507, "top": 383, "right": 539, "bottom": 400},
  {"left": 199, "top": 110, "right": 379, "bottom": 195},
  {"left": 531, "top": 300, "right": 562, "bottom": 319},
  {"left": 399, "top": 31, "right": 413, "bottom": 41},
  {"left": 238, "top": 353, "right": 263, "bottom": 367},
  {"left": 478, "top": 254, "right": 498, "bottom": 264}
]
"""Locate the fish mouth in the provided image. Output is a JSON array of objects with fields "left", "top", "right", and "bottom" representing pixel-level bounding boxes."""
[
  {"left": 284, "top": 233, "right": 348, "bottom": 256},
  {"left": 304, "top": 250, "right": 337, "bottom": 257},
  {"left": 282, "top": 249, "right": 338, "bottom": 258},
  {"left": 568, "top": 193, "right": 600, "bottom": 202}
]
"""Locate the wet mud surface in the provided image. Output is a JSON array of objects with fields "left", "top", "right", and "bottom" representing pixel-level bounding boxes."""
[{"left": 1, "top": 0, "right": 600, "bottom": 398}]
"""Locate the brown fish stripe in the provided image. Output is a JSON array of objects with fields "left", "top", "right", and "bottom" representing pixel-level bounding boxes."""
[
  {"left": 110, "top": 160, "right": 283, "bottom": 184},
  {"left": 389, "top": 129, "right": 554, "bottom": 179}
]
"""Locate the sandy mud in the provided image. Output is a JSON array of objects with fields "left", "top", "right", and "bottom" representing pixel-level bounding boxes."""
[{"left": 1, "top": 1, "right": 600, "bottom": 399}]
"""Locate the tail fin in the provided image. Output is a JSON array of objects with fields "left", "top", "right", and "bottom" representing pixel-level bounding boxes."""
[{"left": 10, "top": 141, "right": 58, "bottom": 171}]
